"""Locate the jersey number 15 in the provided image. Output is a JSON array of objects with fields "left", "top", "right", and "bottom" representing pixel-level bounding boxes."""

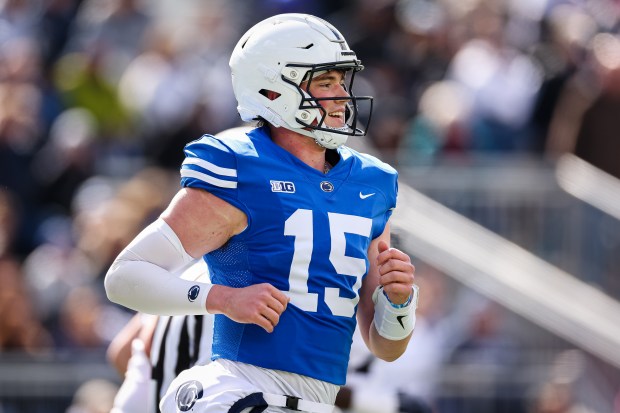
[{"left": 284, "top": 208, "right": 372, "bottom": 318}]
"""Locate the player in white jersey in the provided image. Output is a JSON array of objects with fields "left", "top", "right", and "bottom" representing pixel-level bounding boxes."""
[{"left": 105, "top": 13, "right": 419, "bottom": 413}]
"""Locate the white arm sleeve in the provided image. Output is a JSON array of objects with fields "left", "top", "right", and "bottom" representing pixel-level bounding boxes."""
[{"left": 105, "top": 219, "right": 212, "bottom": 315}]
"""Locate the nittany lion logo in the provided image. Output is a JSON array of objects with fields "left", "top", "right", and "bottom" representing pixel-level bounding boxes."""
[
  {"left": 187, "top": 285, "right": 200, "bottom": 302},
  {"left": 176, "top": 380, "right": 203, "bottom": 411},
  {"left": 320, "top": 181, "right": 334, "bottom": 192}
]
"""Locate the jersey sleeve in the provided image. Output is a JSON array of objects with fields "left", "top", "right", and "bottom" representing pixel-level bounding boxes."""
[
  {"left": 354, "top": 150, "right": 399, "bottom": 239},
  {"left": 179, "top": 135, "right": 244, "bottom": 212},
  {"left": 376, "top": 169, "right": 398, "bottom": 239},
  {"left": 386, "top": 170, "right": 398, "bottom": 214}
]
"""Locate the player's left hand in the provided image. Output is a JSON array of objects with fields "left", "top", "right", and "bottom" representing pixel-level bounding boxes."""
[{"left": 376, "top": 240, "right": 415, "bottom": 305}]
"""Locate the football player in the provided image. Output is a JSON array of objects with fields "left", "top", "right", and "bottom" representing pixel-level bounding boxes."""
[{"left": 105, "top": 13, "right": 418, "bottom": 413}]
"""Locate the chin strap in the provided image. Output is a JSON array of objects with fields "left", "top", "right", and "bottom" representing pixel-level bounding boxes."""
[{"left": 312, "top": 129, "right": 348, "bottom": 149}]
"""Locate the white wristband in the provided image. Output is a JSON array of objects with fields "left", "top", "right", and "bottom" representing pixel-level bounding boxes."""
[{"left": 372, "top": 285, "right": 419, "bottom": 341}]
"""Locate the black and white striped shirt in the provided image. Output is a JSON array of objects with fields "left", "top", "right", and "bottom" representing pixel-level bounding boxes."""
[{"left": 150, "top": 314, "right": 214, "bottom": 412}]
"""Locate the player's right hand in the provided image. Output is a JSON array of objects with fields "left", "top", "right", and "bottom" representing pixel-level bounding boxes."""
[{"left": 206, "top": 283, "right": 290, "bottom": 333}]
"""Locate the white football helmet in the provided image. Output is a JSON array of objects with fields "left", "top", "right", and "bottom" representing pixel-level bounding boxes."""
[{"left": 229, "top": 14, "right": 373, "bottom": 149}]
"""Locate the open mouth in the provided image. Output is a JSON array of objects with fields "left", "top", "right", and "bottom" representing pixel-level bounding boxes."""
[{"left": 327, "top": 111, "right": 345, "bottom": 126}]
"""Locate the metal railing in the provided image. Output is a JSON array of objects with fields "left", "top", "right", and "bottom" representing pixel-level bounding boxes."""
[
  {"left": 398, "top": 156, "right": 620, "bottom": 300},
  {"left": 0, "top": 351, "right": 119, "bottom": 413}
]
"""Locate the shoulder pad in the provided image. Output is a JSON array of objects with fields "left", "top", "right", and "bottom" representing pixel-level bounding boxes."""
[
  {"left": 342, "top": 147, "right": 399, "bottom": 212},
  {"left": 353, "top": 149, "right": 398, "bottom": 176}
]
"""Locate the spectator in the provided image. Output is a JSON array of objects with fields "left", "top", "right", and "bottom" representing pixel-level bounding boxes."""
[
  {"left": 0, "top": 258, "right": 53, "bottom": 353},
  {"left": 437, "top": 296, "right": 525, "bottom": 413},
  {"left": 543, "top": 6, "right": 620, "bottom": 175}
]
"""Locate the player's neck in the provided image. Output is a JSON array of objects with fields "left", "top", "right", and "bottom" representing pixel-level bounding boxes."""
[{"left": 270, "top": 126, "right": 326, "bottom": 172}]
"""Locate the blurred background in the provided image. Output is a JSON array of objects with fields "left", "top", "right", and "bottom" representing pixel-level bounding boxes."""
[{"left": 1, "top": 0, "right": 619, "bottom": 412}]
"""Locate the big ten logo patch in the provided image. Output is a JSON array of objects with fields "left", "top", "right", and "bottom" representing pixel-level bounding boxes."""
[{"left": 270, "top": 181, "right": 296, "bottom": 193}]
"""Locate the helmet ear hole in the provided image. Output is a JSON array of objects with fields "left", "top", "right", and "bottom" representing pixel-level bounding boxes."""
[{"left": 259, "top": 89, "right": 281, "bottom": 101}]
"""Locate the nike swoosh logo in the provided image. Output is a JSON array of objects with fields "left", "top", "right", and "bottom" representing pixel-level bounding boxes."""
[
  {"left": 359, "top": 192, "right": 375, "bottom": 199},
  {"left": 397, "top": 315, "right": 407, "bottom": 329}
]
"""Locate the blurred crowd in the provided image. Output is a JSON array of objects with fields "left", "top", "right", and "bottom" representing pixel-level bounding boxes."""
[{"left": 1, "top": 0, "right": 620, "bottom": 412}]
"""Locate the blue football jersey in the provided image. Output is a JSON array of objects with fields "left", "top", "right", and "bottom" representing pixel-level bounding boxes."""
[{"left": 179, "top": 126, "right": 398, "bottom": 385}]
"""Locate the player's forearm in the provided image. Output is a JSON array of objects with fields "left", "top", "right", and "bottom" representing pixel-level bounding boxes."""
[
  {"left": 368, "top": 325, "right": 411, "bottom": 361},
  {"left": 357, "top": 303, "right": 411, "bottom": 361},
  {"left": 202, "top": 284, "right": 235, "bottom": 315},
  {"left": 105, "top": 259, "right": 211, "bottom": 315},
  {"left": 367, "top": 284, "right": 419, "bottom": 361},
  {"left": 104, "top": 219, "right": 211, "bottom": 315},
  {"left": 107, "top": 313, "right": 142, "bottom": 375}
]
